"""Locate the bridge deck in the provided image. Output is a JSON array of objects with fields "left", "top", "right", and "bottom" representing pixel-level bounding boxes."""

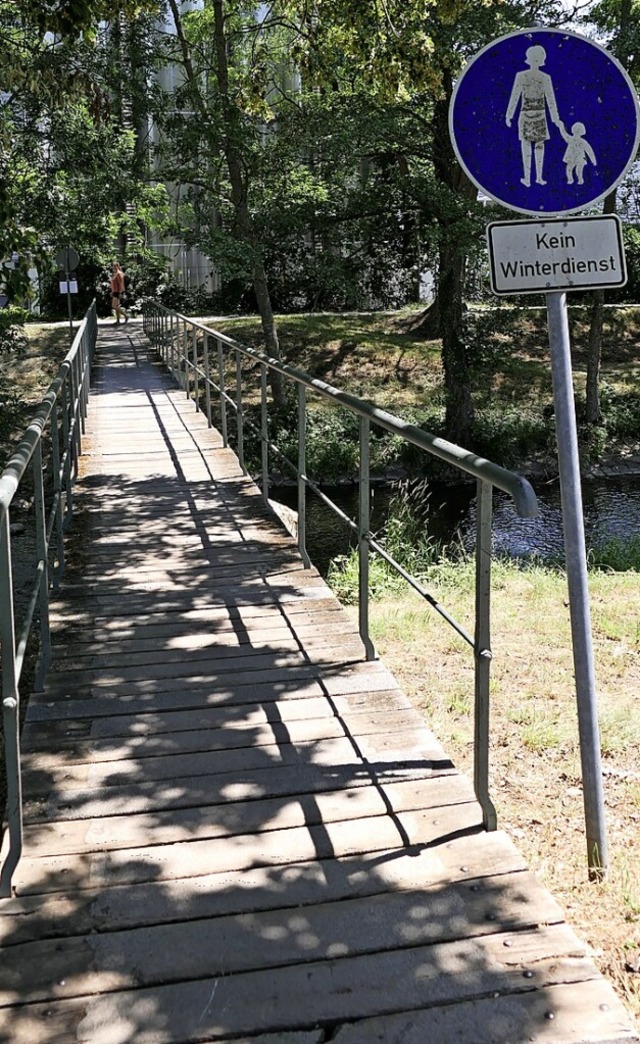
[{"left": 0, "top": 322, "right": 636, "bottom": 1042}]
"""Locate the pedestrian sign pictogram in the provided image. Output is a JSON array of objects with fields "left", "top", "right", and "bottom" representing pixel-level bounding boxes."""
[{"left": 449, "top": 28, "right": 640, "bottom": 216}]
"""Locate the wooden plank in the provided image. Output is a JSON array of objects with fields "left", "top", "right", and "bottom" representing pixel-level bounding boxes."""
[
  {"left": 21, "top": 692, "right": 409, "bottom": 745},
  {"left": 12, "top": 803, "right": 483, "bottom": 894},
  {"left": 22, "top": 758, "right": 454, "bottom": 824},
  {"left": 0, "top": 834, "right": 529, "bottom": 943},
  {"left": 0, "top": 925, "right": 603, "bottom": 1042},
  {"left": 21, "top": 708, "right": 423, "bottom": 762},
  {"left": 328, "top": 979, "right": 637, "bottom": 1044},
  {"left": 35, "top": 658, "right": 400, "bottom": 703},
  {"left": 22, "top": 728, "right": 448, "bottom": 795},
  {"left": 0, "top": 874, "right": 566, "bottom": 1007},
  {"left": 22, "top": 774, "right": 476, "bottom": 857}
]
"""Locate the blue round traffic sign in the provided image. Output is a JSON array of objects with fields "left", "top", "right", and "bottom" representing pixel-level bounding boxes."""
[{"left": 449, "top": 28, "right": 640, "bottom": 216}]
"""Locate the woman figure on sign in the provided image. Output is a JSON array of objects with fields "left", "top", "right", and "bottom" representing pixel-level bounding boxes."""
[{"left": 109, "top": 262, "right": 128, "bottom": 323}]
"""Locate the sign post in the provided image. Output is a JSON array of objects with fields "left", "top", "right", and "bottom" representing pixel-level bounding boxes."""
[
  {"left": 450, "top": 27, "right": 640, "bottom": 877},
  {"left": 55, "top": 246, "right": 80, "bottom": 343}
]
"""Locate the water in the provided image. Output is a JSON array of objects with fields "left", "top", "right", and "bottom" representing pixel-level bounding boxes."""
[{"left": 269, "top": 476, "right": 640, "bottom": 576}]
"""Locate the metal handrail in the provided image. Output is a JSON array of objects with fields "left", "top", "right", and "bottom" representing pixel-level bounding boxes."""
[
  {"left": 143, "top": 301, "right": 539, "bottom": 835},
  {"left": 0, "top": 301, "right": 97, "bottom": 898}
]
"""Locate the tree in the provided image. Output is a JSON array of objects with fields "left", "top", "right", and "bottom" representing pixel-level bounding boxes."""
[
  {"left": 286, "top": 0, "right": 563, "bottom": 440},
  {"left": 0, "top": 0, "right": 166, "bottom": 310},
  {"left": 584, "top": 0, "right": 639, "bottom": 427}
]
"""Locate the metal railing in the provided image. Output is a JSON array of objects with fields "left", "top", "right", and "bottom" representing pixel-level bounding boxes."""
[
  {"left": 0, "top": 302, "right": 97, "bottom": 897},
  {"left": 143, "top": 301, "right": 539, "bottom": 833}
]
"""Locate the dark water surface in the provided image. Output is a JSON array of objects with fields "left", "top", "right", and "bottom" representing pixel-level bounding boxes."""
[{"left": 269, "top": 476, "right": 640, "bottom": 577}]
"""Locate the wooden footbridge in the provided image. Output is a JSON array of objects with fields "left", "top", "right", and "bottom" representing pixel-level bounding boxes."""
[{"left": 0, "top": 317, "right": 637, "bottom": 1042}]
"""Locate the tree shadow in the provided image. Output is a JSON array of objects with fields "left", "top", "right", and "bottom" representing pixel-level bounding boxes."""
[{"left": 0, "top": 326, "right": 629, "bottom": 1042}]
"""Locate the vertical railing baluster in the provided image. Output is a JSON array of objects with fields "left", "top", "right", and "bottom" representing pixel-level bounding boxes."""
[
  {"left": 218, "top": 339, "right": 228, "bottom": 447},
  {"left": 474, "top": 479, "right": 497, "bottom": 831},
  {"left": 235, "top": 350, "right": 245, "bottom": 474},
  {"left": 50, "top": 399, "right": 64, "bottom": 584},
  {"left": 260, "top": 364, "right": 269, "bottom": 505},
  {"left": 297, "top": 384, "right": 311, "bottom": 568},
  {"left": 33, "top": 442, "right": 51, "bottom": 689},
  {"left": 183, "top": 319, "right": 189, "bottom": 396},
  {"left": 193, "top": 327, "right": 199, "bottom": 411},
  {"left": 358, "top": 416, "right": 375, "bottom": 660},
  {"left": 0, "top": 511, "right": 22, "bottom": 899},
  {"left": 75, "top": 350, "right": 85, "bottom": 438},
  {"left": 73, "top": 350, "right": 84, "bottom": 447},
  {"left": 203, "top": 332, "right": 212, "bottom": 428},
  {"left": 60, "top": 378, "right": 74, "bottom": 519}
]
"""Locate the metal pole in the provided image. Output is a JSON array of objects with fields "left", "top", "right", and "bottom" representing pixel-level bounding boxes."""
[
  {"left": 65, "top": 260, "right": 73, "bottom": 344},
  {"left": 474, "top": 479, "right": 497, "bottom": 831},
  {"left": 203, "top": 332, "right": 212, "bottom": 428},
  {"left": 218, "top": 339, "right": 228, "bottom": 447},
  {"left": 358, "top": 416, "right": 375, "bottom": 660},
  {"left": 297, "top": 384, "right": 311, "bottom": 568},
  {"left": 260, "top": 364, "right": 269, "bottom": 506},
  {"left": 546, "top": 290, "right": 608, "bottom": 877},
  {"left": 235, "top": 350, "right": 245, "bottom": 474},
  {"left": 33, "top": 442, "right": 51, "bottom": 690},
  {"left": 0, "top": 510, "right": 22, "bottom": 898}
]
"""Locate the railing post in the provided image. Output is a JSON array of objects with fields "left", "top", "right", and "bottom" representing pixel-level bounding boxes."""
[
  {"left": 71, "top": 351, "right": 83, "bottom": 454},
  {"left": 203, "top": 332, "right": 212, "bottom": 428},
  {"left": 183, "top": 319, "right": 189, "bottom": 396},
  {"left": 235, "top": 350, "right": 245, "bottom": 474},
  {"left": 260, "top": 364, "right": 269, "bottom": 506},
  {"left": 474, "top": 479, "right": 497, "bottom": 831},
  {"left": 193, "top": 327, "right": 199, "bottom": 411},
  {"left": 33, "top": 441, "right": 51, "bottom": 689},
  {"left": 297, "top": 384, "right": 311, "bottom": 568},
  {"left": 50, "top": 398, "right": 65, "bottom": 584},
  {"left": 75, "top": 350, "right": 86, "bottom": 437},
  {"left": 218, "top": 339, "right": 228, "bottom": 447},
  {"left": 358, "top": 416, "right": 375, "bottom": 660},
  {"left": 0, "top": 510, "right": 22, "bottom": 898},
  {"left": 60, "top": 379, "right": 74, "bottom": 519}
]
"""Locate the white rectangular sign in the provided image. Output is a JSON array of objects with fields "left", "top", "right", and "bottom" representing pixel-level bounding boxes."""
[{"left": 487, "top": 215, "right": 627, "bottom": 295}]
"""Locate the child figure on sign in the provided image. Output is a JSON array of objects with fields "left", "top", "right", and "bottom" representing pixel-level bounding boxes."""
[{"left": 559, "top": 122, "right": 597, "bottom": 185}]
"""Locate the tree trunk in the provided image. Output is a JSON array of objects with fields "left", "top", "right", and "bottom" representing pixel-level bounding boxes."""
[
  {"left": 585, "top": 186, "right": 619, "bottom": 427},
  {"left": 439, "top": 233, "right": 474, "bottom": 440},
  {"left": 586, "top": 288, "right": 605, "bottom": 425},
  {"left": 431, "top": 75, "right": 477, "bottom": 443},
  {"left": 169, "top": 0, "right": 286, "bottom": 405},
  {"left": 586, "top": 0, "right": 632, "bottom": 426},
  {"left": 212, "top": 0, "right": 285, "bottom": 404}
]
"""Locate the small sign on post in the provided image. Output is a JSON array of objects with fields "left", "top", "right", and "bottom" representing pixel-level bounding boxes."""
[
  {"left": 55, "top": 246, "right": 80, "bottom": 342},
  {"left": 449, "top": 27, "right": 640, "bottom": 878},
  {"left": 487, "top": 215, "right": 626, "bottom": 295}
]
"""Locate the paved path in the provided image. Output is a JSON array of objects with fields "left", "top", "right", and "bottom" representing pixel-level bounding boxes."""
[{"left": 0, "top": 321, "right": 637, "bottom": 1042}]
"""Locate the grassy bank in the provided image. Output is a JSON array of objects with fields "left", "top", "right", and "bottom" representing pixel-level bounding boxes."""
[
  {"left": 335, "top": 555, "right": 640, "bottom": 1022},
  {"left": 212, "top": 304, "right": 640, "bottom": 473}
]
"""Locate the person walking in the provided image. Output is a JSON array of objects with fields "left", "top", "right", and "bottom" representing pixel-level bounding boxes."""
[{"left": 109, "top": 262, "right": 129, "bottom": 323}]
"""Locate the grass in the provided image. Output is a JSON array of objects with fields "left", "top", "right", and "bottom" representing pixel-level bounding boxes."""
[
  {"left": 0, "top": 323, "right": 72, "bottom": 458},
  {"left": 208, "top": 304, "right": 640, "bottom": 471},
  {"left": 344, "top": 556, "right": 640, "bottom": 1023}
]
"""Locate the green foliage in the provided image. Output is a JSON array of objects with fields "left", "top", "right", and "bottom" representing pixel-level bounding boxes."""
[
  {"left": 328, "top": 478, "right": 448, "bottom": 601},
  {"left": 589, "top": 536, "right": 640, "bottom": 572},
  {"left": 0, "top": 388, "right": 24, "bottom": 441},
  {"left": 612, "top": 226, "right": 640, "bottom": 303},
  {"left": 0, "top": 308, "right": 28, "bottom": 356}
]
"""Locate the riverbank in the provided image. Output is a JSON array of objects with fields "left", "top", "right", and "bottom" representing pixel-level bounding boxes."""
[{"left": 209, "top": 303, "right": 640, "bottom": 480}]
